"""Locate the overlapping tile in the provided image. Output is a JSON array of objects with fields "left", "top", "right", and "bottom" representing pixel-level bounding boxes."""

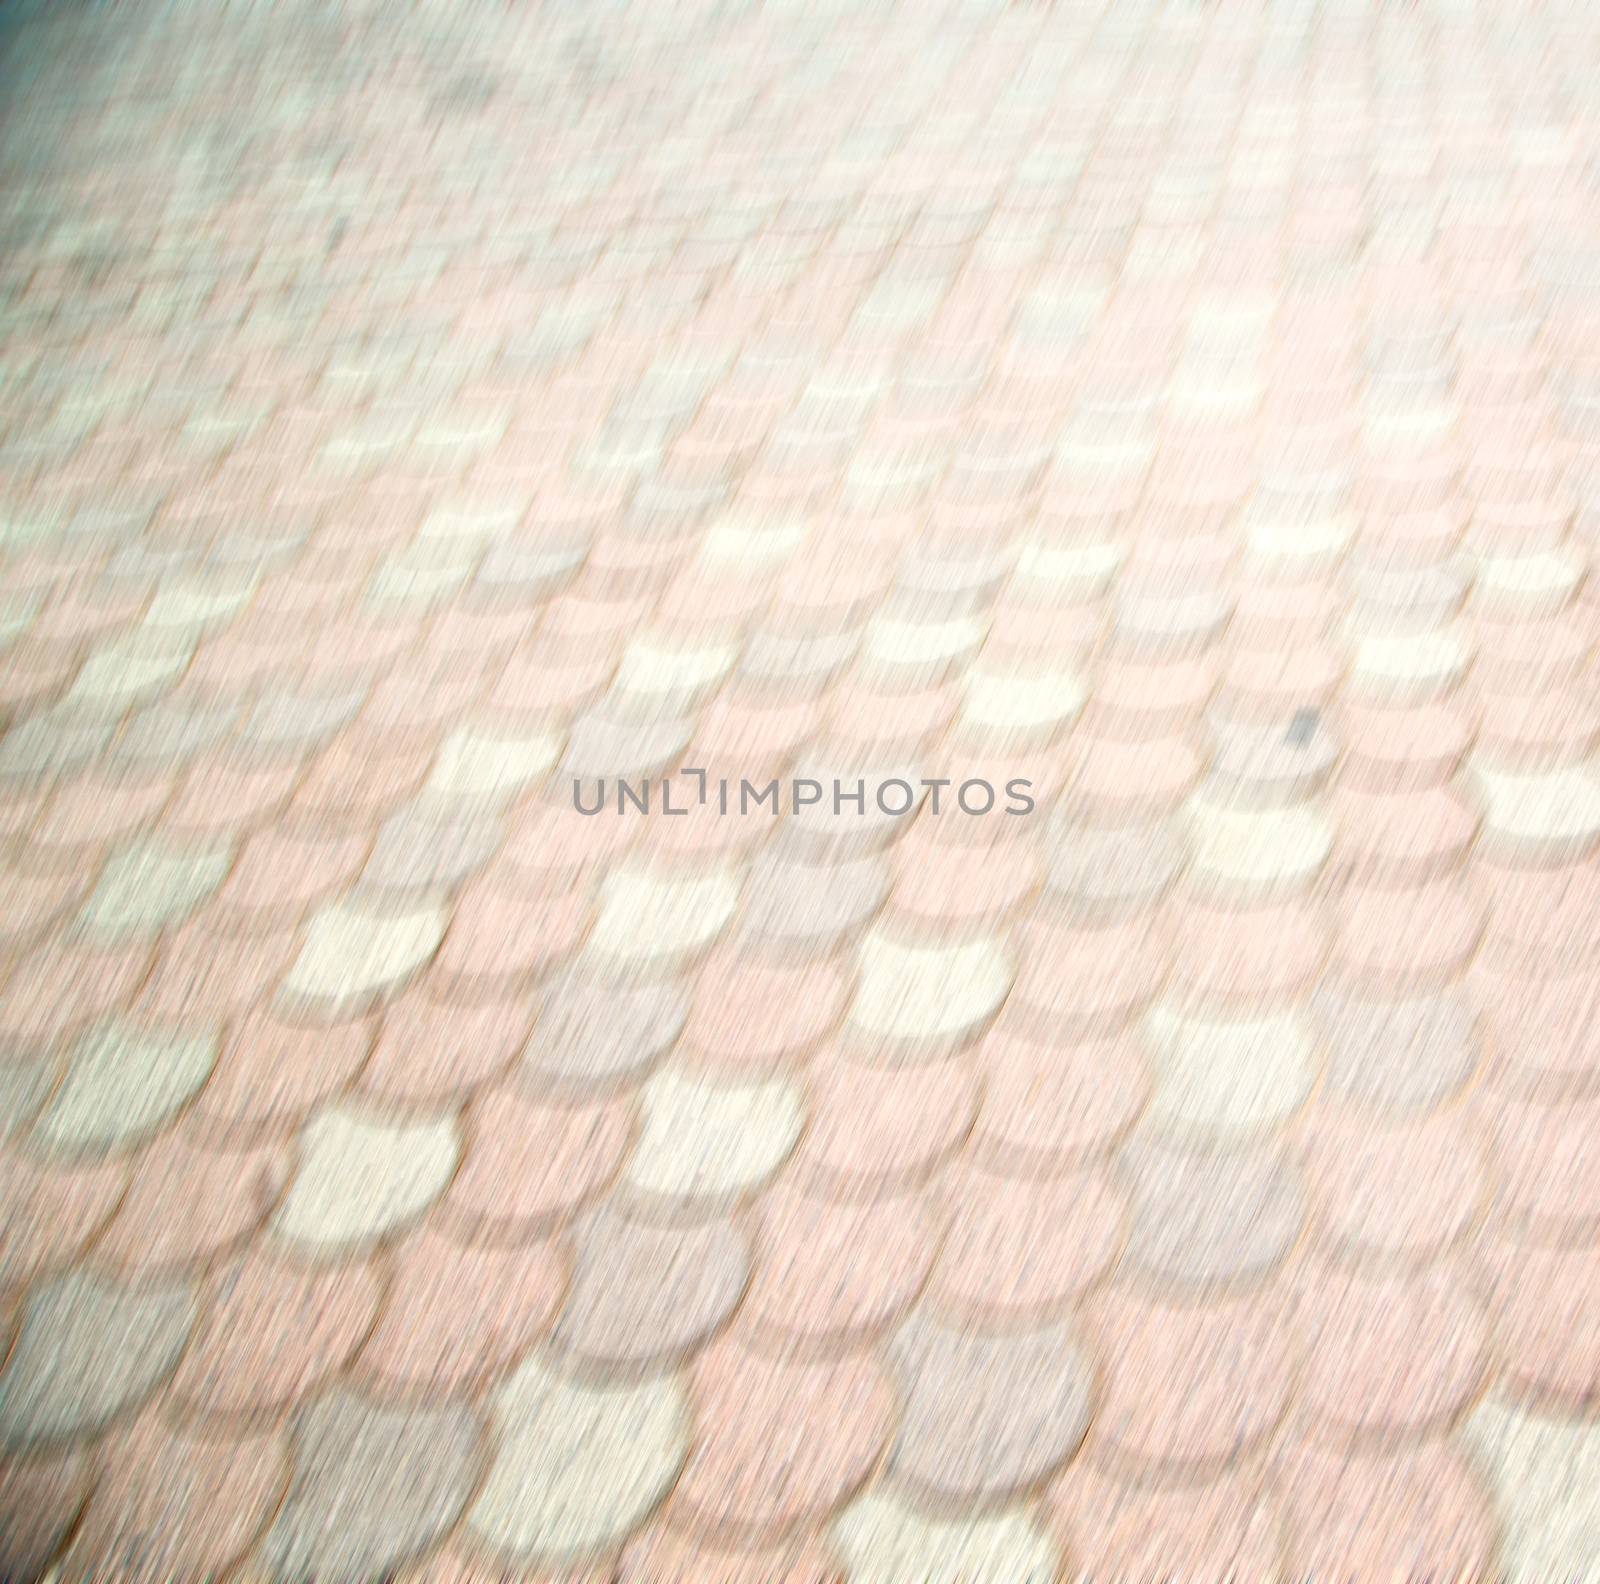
[{"left": 4, "top": 0, "right": 1600, "bottom": 1574}]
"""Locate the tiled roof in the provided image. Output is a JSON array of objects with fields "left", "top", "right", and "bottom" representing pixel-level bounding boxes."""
[{"left": 3, "top": 0, "right": 1600, "bottom": 1577}]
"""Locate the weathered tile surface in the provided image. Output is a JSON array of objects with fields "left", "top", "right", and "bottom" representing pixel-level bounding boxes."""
[{"left": 1, "top": 0, "right": 1597, "bottom": 1574}]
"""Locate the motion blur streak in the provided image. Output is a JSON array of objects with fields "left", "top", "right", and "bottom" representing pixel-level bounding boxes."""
[{"left": 1, "top": 0, "right": 1598, "bottom": 1577}]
